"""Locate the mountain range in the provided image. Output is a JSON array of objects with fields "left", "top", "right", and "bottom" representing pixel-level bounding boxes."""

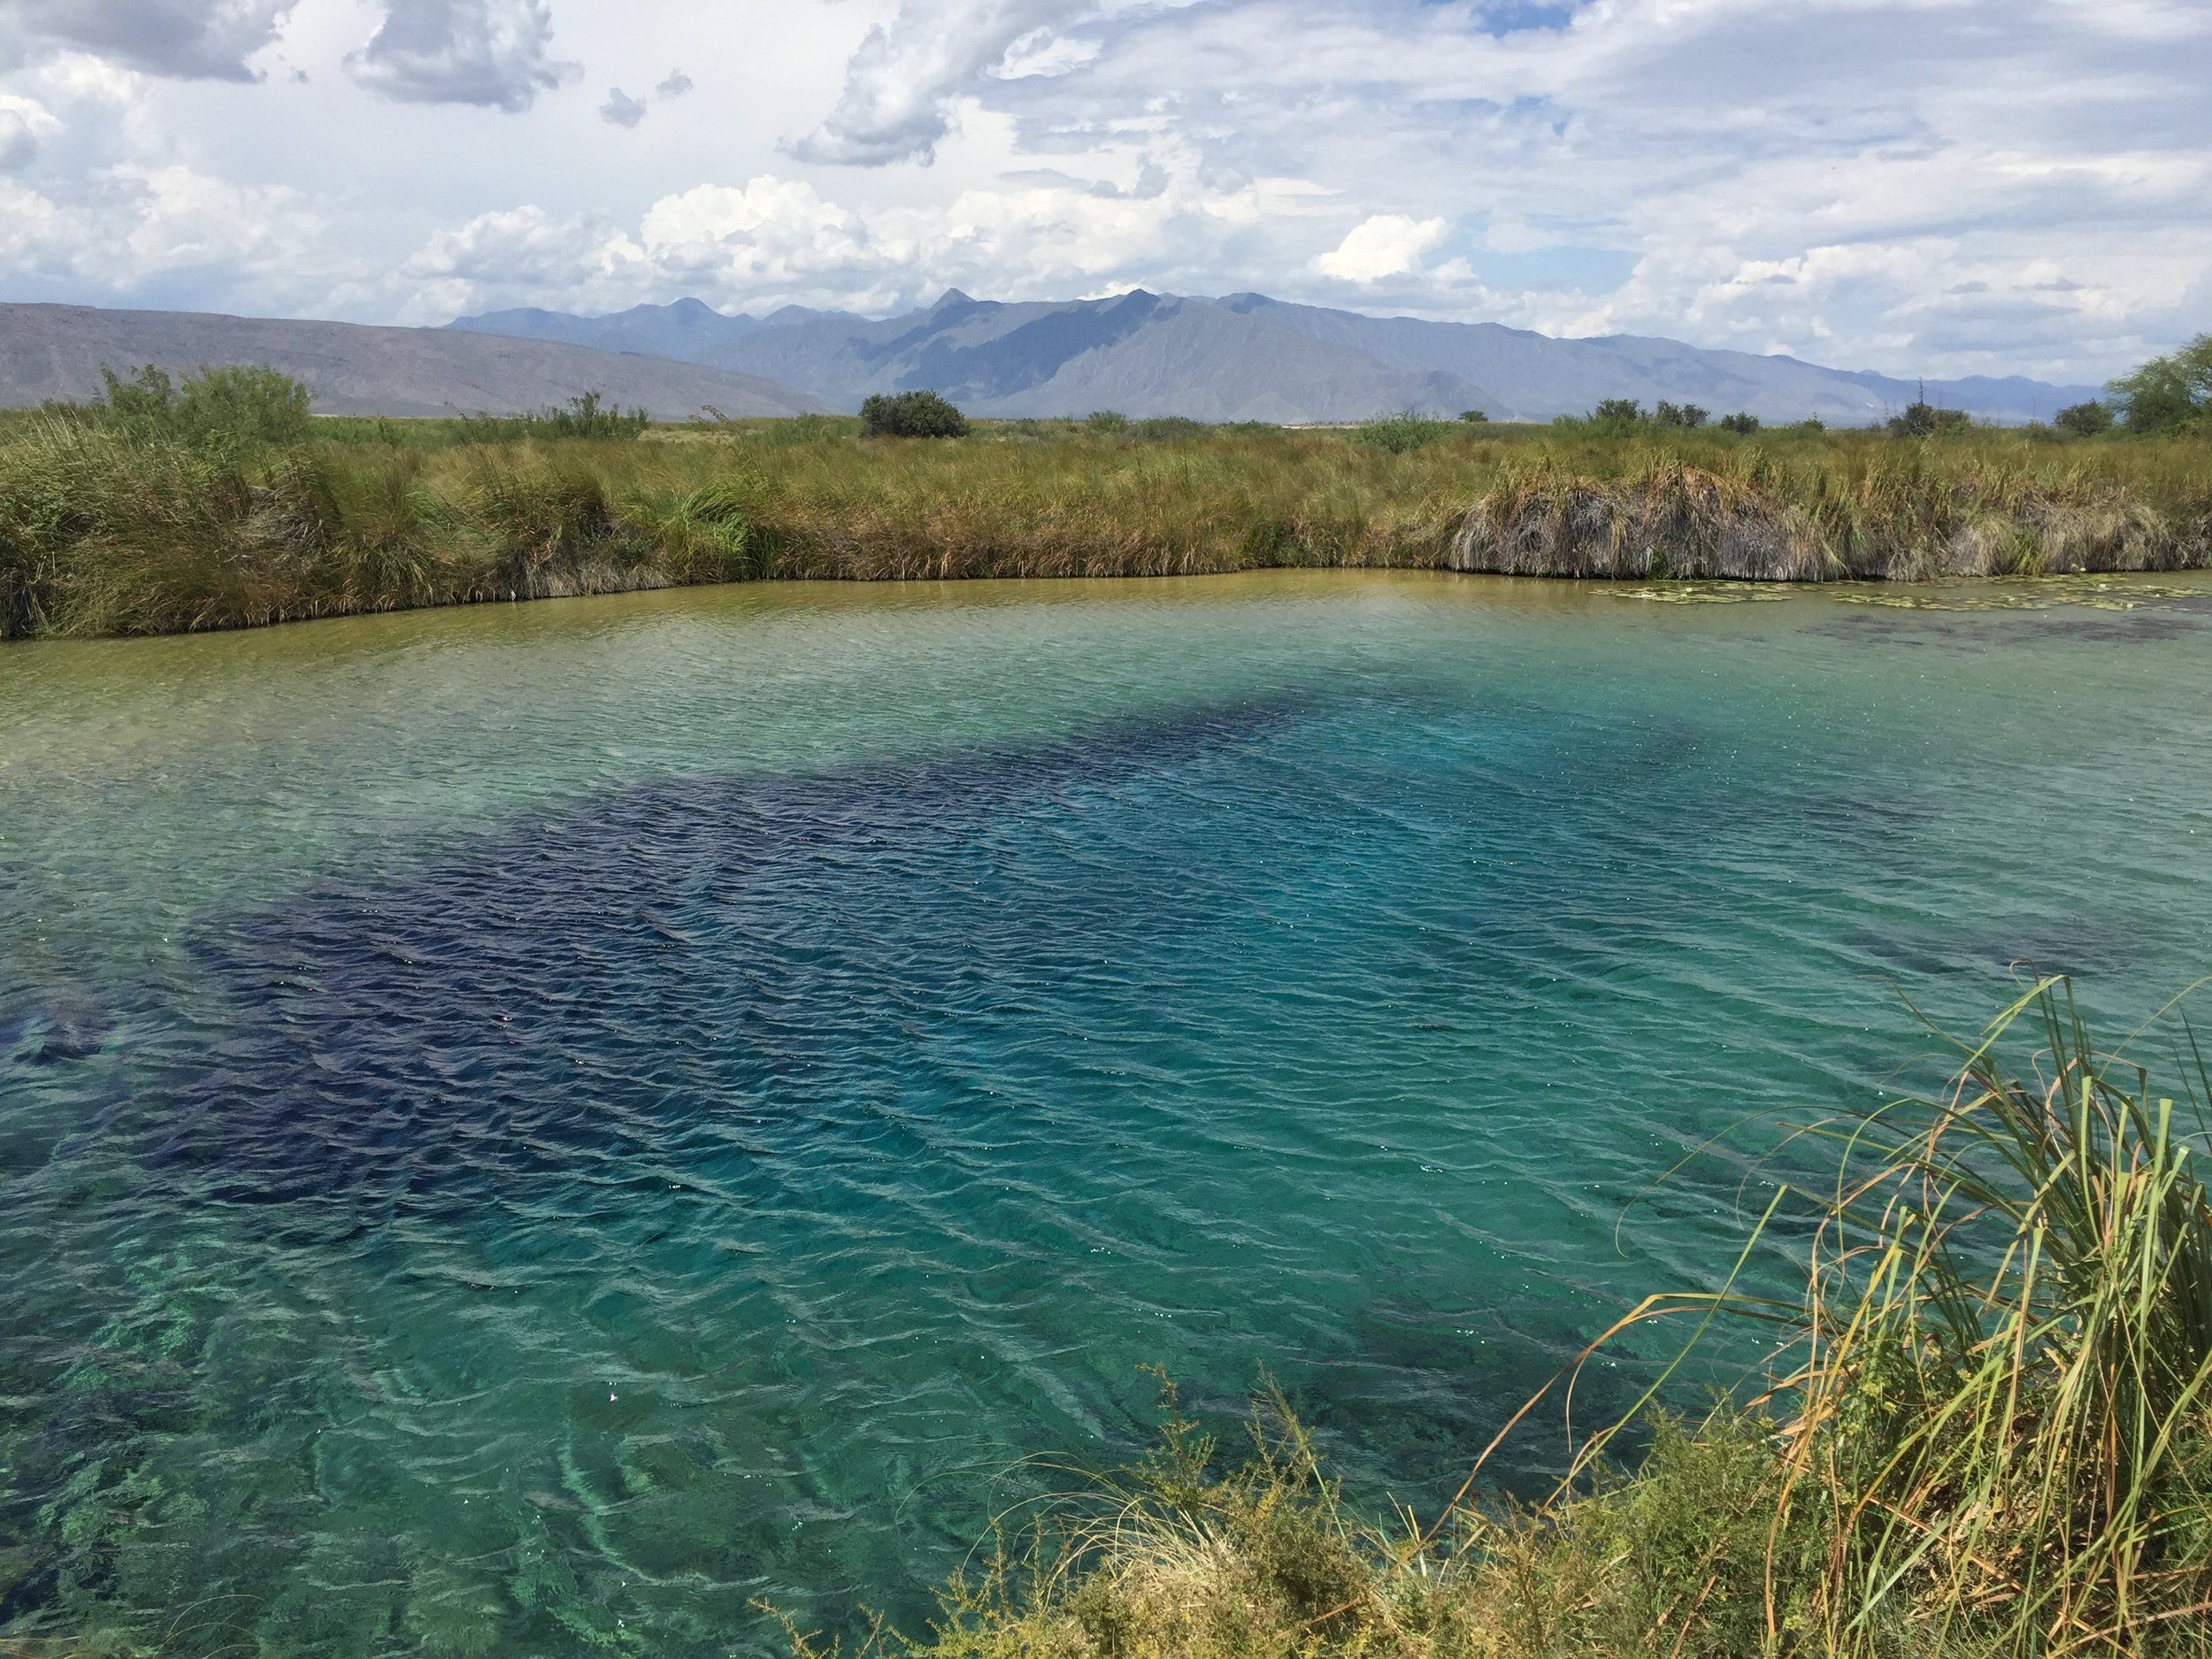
[
  {"left": 450, "top": 289, "right": 2101, "bottom": 426},
  {"left": 0, "top": 303, "right": 827, "bottom": 419}
]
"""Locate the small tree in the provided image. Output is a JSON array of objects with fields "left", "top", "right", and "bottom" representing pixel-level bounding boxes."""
[
  {"left": 1589, "top": 398, "right": 1644, "bottom": 434},
  {"left": 1718, "top": 411, "right": 1761, "bottom": 436},
  {"left": 2054, "top": 400, "right": 2115, "bottom": 437},
  {"left": 534, "top": 390, "right": 650, "bottom": 441},
  {"left": 860, "top": 390, "right": 970, "bottom": 438},
  {"left": 1888, "top": 398, "right": 1970, "bottom": 438},
  {"left": 96, "top": 363, "right": 314, "bottom": 448},
  {"left": 1653, "top": 401, "right": 1709, "bottom": 428},
  {"left": 2108, "top": 335, "right": 2211, "bottom": 436},
  {"left": 1458, "top": 409, "right": 1489, "bottom": 424}
]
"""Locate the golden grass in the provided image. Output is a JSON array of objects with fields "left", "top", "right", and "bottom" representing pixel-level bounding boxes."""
[{"left": 3, "top": 417, "right": 2208, "bottom": 638}]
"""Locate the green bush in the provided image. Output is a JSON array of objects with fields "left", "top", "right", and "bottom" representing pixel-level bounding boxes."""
[
  {"left": 2110, "top": 334, "right": 2211, "bottom": 436},
  {"left": 1718, "top": 411, "right": 1761, "bottom": 436},
  {"left": 860, "top": 390, "right": 971, "bottom": 439},
  {"left": 2055, "top": 400, "right": 2115, "bottom": 437},
  {"left": 1587, "top": 398, "right": 1645, "bottom": 435},
  {"left": 1085, "top": 410, "right": 1130, "bottom": 433},
  {"left": 1354, "top": 411, "right": 1449, "bottom": 454},
  {"left": 1652, "top": 401, "right": 1709, "bottom": 429},
  {"left": 1459, "top": 409, "right": 1490, "bottom": 424},
  {"left": 95, "top": 363, "right": 314, "bottom": 449},
  {"left": 456, "top": 392, "right": 649, "bottom": 443},
  {"left": 1131, "top": 416, "right": 1206, "bottom": 440},
  {"left": 1888, "top": 398, "right": 1970, "bottom": 437}
]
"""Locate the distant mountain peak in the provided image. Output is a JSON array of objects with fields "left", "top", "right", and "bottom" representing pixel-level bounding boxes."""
[{"left": 445, "top": 286, "right": 2099, "bottom": 426}]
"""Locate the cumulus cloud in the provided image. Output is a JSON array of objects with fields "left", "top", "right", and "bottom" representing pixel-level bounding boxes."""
[
  {"left": 0, "top": 111, "right": 37, "bottom": 171},
  {"left": 0, "top": 95, "right": 59, "bottom": 171},
  {"left": 1316, "top": 215, "right": 1448, "bottom": 281},
  {"left": 655, "top": 68, "right": 693, "bottom": 100},
  {"left": 346, "top": 0, "right": 578, "bottom": 112},
  {"left": 392, "top": 143, "right": 1335, "bottom": 325},
  {"left": 787, "top": 0, "right": 1080, "bottom": 165},
  {"left": 0, "top": 160, "right": 331, "bottom": 311},
  {"left": 599, "top": 86, "right": 645, "bottom": 127},
  {"left": 3, "top": 0, "right": 296, "bottom": 81}
]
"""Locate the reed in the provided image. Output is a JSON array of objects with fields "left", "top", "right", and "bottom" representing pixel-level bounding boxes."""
[
  {"left": 778, "top": 979, "right": 2212, "bottom": 1659},
  {"left": 3, "top": 413, "right": 2208, "bottom": 640}
]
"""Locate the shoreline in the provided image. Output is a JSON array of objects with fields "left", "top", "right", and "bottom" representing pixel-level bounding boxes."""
[{"left": 5, "top": 419, "right": 2208, "bottom": 641}]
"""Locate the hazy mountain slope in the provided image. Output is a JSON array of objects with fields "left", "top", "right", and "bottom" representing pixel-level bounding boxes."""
[
  {"left": 1224, "top": 296, "right": 2102, "bottom": 423},
  {"left": 451, "top": 296, "right": 768, "bottom": 360},
  {"left": 0, "top": 302, "right": 828, "bottom": 418},
  {"left": 443, "top": 288, "right": 2100, "bottom": 425},
  {"left": 681, "top": 290, "right": 1496, "bottom": 420}
]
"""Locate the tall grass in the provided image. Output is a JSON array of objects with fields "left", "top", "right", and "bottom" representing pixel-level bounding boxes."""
[
  {"left": 1757, "top": 979, "right": 2212, "bottom": 1653},
  {"left": 3, "top": 414, "right": 2208, "bottom": 639},
  {"left": 780, "top": 979, "right": 2212, "bottom": 1659}
]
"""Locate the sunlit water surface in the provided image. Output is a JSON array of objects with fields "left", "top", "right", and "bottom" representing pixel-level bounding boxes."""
[{"left": 4, "top": 572, "right": 2210, "bottom": 1655}]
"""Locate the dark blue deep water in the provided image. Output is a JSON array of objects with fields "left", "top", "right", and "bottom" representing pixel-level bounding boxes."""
[{"left": 4, "top": 572, "right": 2211, "bottom": 1654}]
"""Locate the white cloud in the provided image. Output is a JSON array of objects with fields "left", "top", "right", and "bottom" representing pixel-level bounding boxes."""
[
  {"left": 3, "top": 0, "right": 296, "bottom": 82},
  {"left": 599, "top": 85, "right": 644, "bottom": 127},
  {"left": 346, "top": 0, "right": 579, "bottom": 111},
  {"left": 787, "top": 0, "right": 1079, "bottom": 165},
  {"left": 0, "top": 94, "right": 59, "bottom": 170},
  {"left": 1316, "top": 214, "right": 1448, "bottom": 281},
  {"left": 993, "top": 29, "right": 1102, "bottom": 79}
]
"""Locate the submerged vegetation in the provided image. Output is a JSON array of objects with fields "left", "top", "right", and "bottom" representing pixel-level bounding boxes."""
[
  {"left": 1, "top": 365, "right": 2208, "bottom": 639},
  {"left": 787, "top": 979, "right": 2212, "bottom": 1659}
]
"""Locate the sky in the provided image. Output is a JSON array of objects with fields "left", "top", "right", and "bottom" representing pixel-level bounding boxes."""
[{"left": 0, "top": 0, "right": 2207, "bottom": 381}]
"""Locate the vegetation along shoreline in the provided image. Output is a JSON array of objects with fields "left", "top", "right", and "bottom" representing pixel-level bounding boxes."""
[
  {"left": 2, "top": 342, "right": 2207, "bottom": 642},
  {"left": 799, "top": 978, "right": 2212, "bottom": 1659}
]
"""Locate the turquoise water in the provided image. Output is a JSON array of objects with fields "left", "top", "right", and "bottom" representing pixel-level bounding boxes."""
[{"left": 3, "top": 571, "right": 2210, "bottom": 1655}]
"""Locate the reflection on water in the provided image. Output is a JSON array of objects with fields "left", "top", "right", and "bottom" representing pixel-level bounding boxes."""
[{"left": 4, "top": 571, "right": 2211, "bottom": 1655}]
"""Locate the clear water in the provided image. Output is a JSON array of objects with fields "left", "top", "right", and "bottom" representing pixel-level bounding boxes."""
[{"left": 4, "top": 572, "right": 2210, "bottom": 1655}]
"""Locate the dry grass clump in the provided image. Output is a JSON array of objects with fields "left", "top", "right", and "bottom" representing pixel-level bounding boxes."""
[
  {"left": 1449, "top": 448, "right": 2202, "bottom": 582},
  {"left": 777, "top": 980, "right": 2212, "bottom": 1659},
  {"left": 1448, "top": 457, "right": 1830, "bottom": 580}
]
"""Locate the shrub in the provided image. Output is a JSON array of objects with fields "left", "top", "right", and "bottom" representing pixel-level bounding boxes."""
[
  {"left": 1888, "top": 397, "right": 1970, "bottom": 437},
  {"left": 860, "top": 390, "right": 971, "bottom": 439},
  {"left": 1588, "top": 398, "right": 1645, "bottom": 434},
  {"left": 1354, "top": 411, "right": 1449, "bottom": 454},
  {"left": 1131, "top": 415, "right": 1205, "bottom": 440},
  {"left": 2055, "top": 400, "right": 2115, "bottom": 437},
  {"left": 1652, "top": 400, "right": 1709, "bottom": 429},
  {"left": 94, "top": 363, "right": 314, "bottom": 449},
  {"left": 1718, "top": 411, "right": 1761, "bottom": 436},
  {"left": 1085, "top": 411, "right": 1130, "bottom": 433},
  {"left": 530, "top": 391, "right": 650, "bottom": 442},
  {"left": 1459, "top": 409, "right": 1490, "bottom": 424},
  {"left": 2109, "top": 334, "right": 2212, "bottom": 436}
]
